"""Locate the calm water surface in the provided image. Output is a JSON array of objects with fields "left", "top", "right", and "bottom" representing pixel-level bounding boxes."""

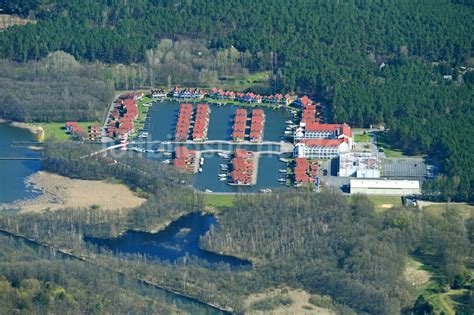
[
  {"left": 84, "top": 212, "right": 252, "bottom": 269},
  {"left": 0, "top": 123, "right": 41, "bottom": 203},
  {"left": 141, "top": 101, "right": 291, "bottom": 192}
]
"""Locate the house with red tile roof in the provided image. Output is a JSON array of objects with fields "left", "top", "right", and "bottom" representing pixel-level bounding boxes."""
[
  {"left": 192, "top": 104, "right": 210, "bottom": 141},
  {"left": 249, "top": 109, "right": 265, "bottom": 142},
  {"left": 173, "top": 146, "right": 196, "bottom": 172},
  {"left": 175, "top": 103, "right": 193, "bottom": 141},
  {"left": 294, "top": 158, "right": 318, "bottom": 186},
  {"left": 229, "top": 149, "right": 254, "bottom": 185},
  {"left": 294, "top": 96, "right": 313, "bottom": 108},
  {"left": 232, "top": 108, "right": 248, "bottom": 141}
]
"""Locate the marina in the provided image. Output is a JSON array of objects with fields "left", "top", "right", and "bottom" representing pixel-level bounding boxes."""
[{"left": 139, "top": 100, "right": 290, "bottom": 192}]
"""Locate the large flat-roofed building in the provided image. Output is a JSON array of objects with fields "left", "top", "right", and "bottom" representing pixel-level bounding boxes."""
[
  {"left": 339, "top": 152, "right": 380, "bottom": 178},
  {"left": 350, "top": 179, "right": 420, "bottom": 195}
]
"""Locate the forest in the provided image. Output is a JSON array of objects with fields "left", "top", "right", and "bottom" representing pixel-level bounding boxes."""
[
  {"left": 0, "top": 52, "right": 114, "bottom": 122},
  {"left": 0, "top": 142, "right": 472, "bottom": 314},
  {"left": 0, "top": 233, "right": 204, "bottom": 314},
  {"left": 0, "top": 0, "right": 472, "bottom": 200}
]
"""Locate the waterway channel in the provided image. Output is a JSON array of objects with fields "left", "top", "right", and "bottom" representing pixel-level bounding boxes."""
[{"left": 0, "top": 123, "right": 41, "bottom": 203}]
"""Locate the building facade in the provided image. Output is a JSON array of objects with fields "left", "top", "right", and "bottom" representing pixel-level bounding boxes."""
[
  {"left": 295, "top": 139, "right": 350, "bottom": 159},
  {"left": 350, "top": 179, "right": 421, "bottom": 195}
]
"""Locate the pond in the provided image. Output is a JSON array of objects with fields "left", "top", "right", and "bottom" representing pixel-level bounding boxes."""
[
  {"left": 0, "top": 123, "right": 41, "bottom": 203},
  {"left": 84, "top": 212, "right": 251, "bottom": 269}
]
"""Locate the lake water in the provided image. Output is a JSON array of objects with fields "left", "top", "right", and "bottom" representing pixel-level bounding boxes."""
[
  {"left": 84, "top": 212, "right": 251, "bottom": 269},
  {"left": 0, "top": 123, "right": 41, "bottom": 203}
]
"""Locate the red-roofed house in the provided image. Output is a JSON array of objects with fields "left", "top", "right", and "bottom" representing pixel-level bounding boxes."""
[
  {"left": 294, "top": 96, "right": 313, "bottom": 108},
  {"left": 294, "top": 138, "right": 350, "bottom": 159},
  {"left": 295, "top": 122, "right": 353, "bottom": 149}
]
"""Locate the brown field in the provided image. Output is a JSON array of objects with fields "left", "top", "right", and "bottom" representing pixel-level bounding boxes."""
[
  {"left": 0, "top": 171, "right": 146, "bottom": 212},
  {"left": 244, "top": 288, "right": 334, "bottom": 315},
  {"left": 0, "top": 14, "right": 35, "bottom": 30}
]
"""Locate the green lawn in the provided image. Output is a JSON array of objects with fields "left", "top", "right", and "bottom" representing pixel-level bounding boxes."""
[
  {"left": 29, "top": 121, "right": 99, "bottom": 141},
  {"left": 366, "top": 195, "right": 402, "bottom": 211},
  {"left": 354, "top": 133, "right": 371, "bottom": 143},
  {"left": 422, "top": 203, "right": 473, "bottom": 220},
  {"left": 134, "top": 96, "right": 153, "bottom": 134},
  {"left": 204, "top": 194, "right": 236, "bottom": 208},
  {"left": 413, "top": 254, "right": 471, "bottom": 315},
  {"left": 214, "top": 71, "right": 271, "bottom": 91},
  {"left": 203, "top": 97, "right": 285, "bottom": 109}
]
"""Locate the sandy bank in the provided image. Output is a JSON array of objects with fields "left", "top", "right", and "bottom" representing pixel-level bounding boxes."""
[
  {"left": 0, "top": 119, "right": 44, "bottom": 141},
  {"left": 0, "top": 171, "right": 146, "bottom": 212}
]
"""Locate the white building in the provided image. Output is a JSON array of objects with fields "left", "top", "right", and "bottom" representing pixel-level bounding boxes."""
[
  {"left": 350, "top": 179, "right": 420, "bottom": 195},
  {"left": 295, "top": 122, "right": 353, "bottom": 148},
  {"left": 339, "top": 152, "right": 380, "bottom": 178},
  {"left": 295, "top": 139, "right": 350, "bottom": 159}
]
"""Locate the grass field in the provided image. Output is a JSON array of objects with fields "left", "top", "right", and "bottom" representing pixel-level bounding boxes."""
[
  {"left": 366, "top": 195, "right": 403, "bottom": 211},
  {"left": 215, "top": 71, "right": 271, "bottom": 91},
  {"left": 29, "top": 121, "right": 99, "bottom": 141},
  {"left": 412, "top": 253, "right": 472, "bottom": 315},
  {"left": 204, "top": 194, "right": 236, "bottom": 208},
  {"left": 135, "top": 96, "right": 153, "bottom": 133},
  {"left": 421, "top": 203, "right": 473, "bottom": 220},
  {"left": 354, "top": 133, "right": 371, "bottom": 143}
]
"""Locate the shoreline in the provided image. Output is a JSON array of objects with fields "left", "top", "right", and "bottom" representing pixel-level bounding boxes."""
[
  {"left": 0, "top": 118, "right": 44, "bottom": 141},
  {"left": 0, "top": 171, "right": 146, "bottom": 212}
]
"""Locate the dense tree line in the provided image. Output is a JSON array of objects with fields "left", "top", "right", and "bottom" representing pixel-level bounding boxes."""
[
  {"left": 0, "top": 52, "right": 114, "bottom": 122},
  {"left": 1, "top": 0, "right": 472, "bottom": 200},
  {"left": 0, "top": 234, "right": 195, "bottom": 314},
  {"left": 1, "top": 150, "right": 472, "bottom": 314}
]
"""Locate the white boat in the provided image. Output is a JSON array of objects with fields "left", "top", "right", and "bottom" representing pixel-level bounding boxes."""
[
  {"left": 163, "top": 152, "right": 172, "bottom": 157},
  {"left": 162, "top": 159, "right": 171, "bottom": 164},
  {"left": 198, "top": 167, "right": 203, "bottom": 173},
  {"left": 218, "top": 177, "right": 227, "bottom": 181},
  {"left": 217, "top": 152, "right": 230, "bottom": 158},
  {"left": 279, "top": 169, "right": 287, "bottom": 173},
  {"left": 205, "top": 189, "right": 213, "bottom": 193},
  {"left": 218, "top": 174, "right": 227, "bottom": 177},
  {"left": 278, "top": 178, "right": 286, "bottom": 182},
  {"left": 138, "top": 132, "right": 149, "bottom": 138},
  {"left": 285, "top": 120, "right": 293, "bottom": 124},
  {"left": 199, "top": 157, "right": 204, "bottom": 165},
  {"left": 284, "top": 131, "right": 292, "bottom": 135}
]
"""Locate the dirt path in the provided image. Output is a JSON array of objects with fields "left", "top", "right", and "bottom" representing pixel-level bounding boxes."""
[{"left": 0, "top": 171, "right": 146, "bottom": 212}]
